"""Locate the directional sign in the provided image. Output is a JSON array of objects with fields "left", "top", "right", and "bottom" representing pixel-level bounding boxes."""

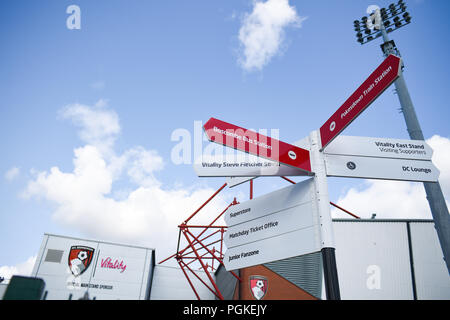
[
  {"left": 203, "top": 118, "right": 312, "bottom": 174},
  {"left": 324, "top": 154, "right": 440, "bottom": 182},
  {"left": 324, "top": 135, "right": 433, "bottom": 161},
  {"left": 224, "top": 227, "right": 320, "bottom": 271},
  {"left": 225, "top": 179, "right": 316, "bottom": 227},
  {"left": 194, "top": 154, "right": 309, "bottom": 177},
  {"left": 223, "top": 138, "right": 312, "bottom": 187},
  {"left": 225, "top": 201, "right": 316, "bottom": 249},
  {"left": 223, "top": 179, "right": 321, "bottom": 271},
  {"left": 319, "top": 54, "right": 402, "bottom": 149}
]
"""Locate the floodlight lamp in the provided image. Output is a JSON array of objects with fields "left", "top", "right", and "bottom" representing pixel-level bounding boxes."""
[{"left": 404, "top": 13, "right": 411, "bottom": 23}]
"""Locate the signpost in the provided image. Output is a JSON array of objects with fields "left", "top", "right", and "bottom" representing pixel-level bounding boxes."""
[
  {"left": 319, "top": 54, "right": 402, "bottom": 149},
  {"left": 192, "top": 54, "right": 443, "bottom": 300}
]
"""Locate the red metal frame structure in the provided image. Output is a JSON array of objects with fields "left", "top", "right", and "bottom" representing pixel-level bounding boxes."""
[
  {"left": 159, "top": 177, "right": 360, "bottom": 300},
  {"left": 158, "top": 183, "right": 241, "bottom": 300}
]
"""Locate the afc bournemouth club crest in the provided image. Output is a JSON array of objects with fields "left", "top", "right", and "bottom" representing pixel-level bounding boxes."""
[
  {"left": 68, "top": 246, "right": 95, "bottom": 277},
  {"left": 249, "top": 275, "right": 268, "bottom": 300}
]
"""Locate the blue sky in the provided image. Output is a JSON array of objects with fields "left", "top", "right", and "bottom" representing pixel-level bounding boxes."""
[{"left": 1, "top": 0, "right": 449, "bottom": 276}]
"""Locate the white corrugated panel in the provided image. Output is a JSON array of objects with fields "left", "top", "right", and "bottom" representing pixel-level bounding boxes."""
[
  {"left": 409, "top": 222, "right": 450, "bottom": 299},
  {"left": 333, "top": 221, "right": 414, "bottom": 300},
  {"left": 150, "top": 265, "right": 216, "bottom": 300},
  {"left": 0, "top": 283, "right": 7, "bottom": 299}
]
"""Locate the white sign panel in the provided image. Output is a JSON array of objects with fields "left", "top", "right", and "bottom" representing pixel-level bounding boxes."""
[
  {"left": 324, "top": 135, "right": 433, "bottom": 160},
  {"left": 223, "top": 178, "right": 321, "bottom": 271},
  {"left": 324, "top": 154, "right": 440, "bottom": 182},
  {"left": 193, "top": 152, "right": 311, "bottom": 177},
  {"left": 225, "top": 178, "right": 316, "bottom": 227},
  {"left": 224, "top": 226, "right": 320, "bottom": 271},
  {"left": 225, "top": 201, "right": 316, "bottom": 249}
]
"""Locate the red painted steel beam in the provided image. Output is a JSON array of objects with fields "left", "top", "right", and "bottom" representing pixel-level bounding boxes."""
[
  {"left": 183, "top": 182, "right": 227, "bottom": 224},
  {"left": 182, "top": 230, "right": 225, "bottom": 300},
  {"left": 181, "top": 239, "right": 223, "bottom": 260},
  {"left": 281, "top": 176, "right": 296, "bottom": 184},
  {"left": 178, "top": 259, "right": 201, "bottom": 300},
  {"left": 179, "top": 260, "right": 221, "bottom": 299},
  {"left": 178, "top": 229, "right": 222, "bottom": 256},
  {"left": 180, "top": 225, "right": 228, "bottom": 228},
  {"left": 185, "top": 229, "right": 241, "bottom": 282},
  {"left": 330, "top": 201, "right": 361, "bottom": 219}
]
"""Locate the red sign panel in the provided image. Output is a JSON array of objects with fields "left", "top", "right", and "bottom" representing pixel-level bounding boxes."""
[
  {"left": 319, "top": 54, "right": 402, "bottom": 149},
  {"left": 203, "top": 117, "right": 311, "bottom": 173}
]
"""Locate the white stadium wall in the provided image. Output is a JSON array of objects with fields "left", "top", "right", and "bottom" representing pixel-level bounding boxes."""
[
  {"left": 329, "top": 220, "right": 450, "bottom": 300},
  {"left": 31, "top": 234, "right": 155, "bottom": 300},
  {"left": 25, "top": 219, "right": 450, "bottom": 300}
]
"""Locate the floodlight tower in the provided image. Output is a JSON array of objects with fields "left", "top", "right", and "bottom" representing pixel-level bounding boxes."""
[{"left": 353, "top": 1, "right": 450, "bottom": 274}]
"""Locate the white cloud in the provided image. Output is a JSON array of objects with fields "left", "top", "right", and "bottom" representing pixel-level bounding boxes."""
[
  {"left": 58, "top": 100, "right": 120, "bottom": 156},
  {"left": 0, "top": 256, "right": 36, "bottom": 281},
  {"left": 24, "top": 102, "right": 229, "bottom": 264},
  {"left": 122, "top": 147, "right": 165, "bottom": 188},
  {"left": 237, "top": 0, "right": 305, "bottom": 72},
  {"left": 5, "top": 166, "right": 20, "bottom": 181},
  {"left": 332, "top": 135, "right": 450, "bottom": 220},
  {"left": 428, "top": 135, "right": 450, "bottom": 199}
]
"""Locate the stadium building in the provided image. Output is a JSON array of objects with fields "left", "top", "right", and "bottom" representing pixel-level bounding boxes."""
[{"left": 1, "top": 219, "right": 449, "bottom": 300}]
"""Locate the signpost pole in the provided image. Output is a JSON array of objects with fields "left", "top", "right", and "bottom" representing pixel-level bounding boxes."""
[
  {"left": 380, "top": 24, "right": 450, "bottom": 274},
  {"left": 310, "top": 131, "right": 341, "bottom": 300}
]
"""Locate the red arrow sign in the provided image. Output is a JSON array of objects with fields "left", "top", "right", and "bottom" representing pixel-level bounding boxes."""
[
  {"left": 203, "top": 118, "right": 312, "bottom": 173},
  {"left": 319, "top": 54, "right": 402, "bottom": 149}
]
